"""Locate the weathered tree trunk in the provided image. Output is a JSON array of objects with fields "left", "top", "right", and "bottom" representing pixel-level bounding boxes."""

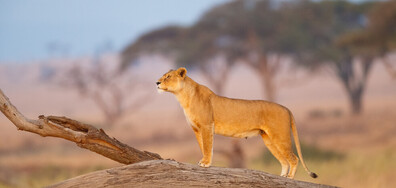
[
  {"left": 216, "top": 139, "right": 246, "bottom": 168},
  {"left": 349, "top": 87, "right": 363, "bottom": 115},
  {"left": 0, "top": 89, "right": 162, "bottom": 164},
  {"left": 245, "top": 29, "right": 281, "bottom": 102},
  {"left": 247, "top": 54, "right": 281, "bottom": 102},
  {"left": 229, "top": 139, "right": 245, "bottom": 168},
  {"left": 49, "top": 160, "right": 336, "bottom": 188},
  {"left": 335, "top": 56, "right": 373, "bottom": 115},
  {"left": 260, "top": 69, "right": 276, "bottom": 102}
]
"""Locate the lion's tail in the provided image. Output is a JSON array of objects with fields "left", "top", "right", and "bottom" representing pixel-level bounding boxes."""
[{"left": 289, "top": 110, "right": 318, "bottom": 179}]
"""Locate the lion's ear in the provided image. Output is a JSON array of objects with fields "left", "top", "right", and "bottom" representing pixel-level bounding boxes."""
[{"left": 178, "top": 67, "right": 187, "bottom": 78}]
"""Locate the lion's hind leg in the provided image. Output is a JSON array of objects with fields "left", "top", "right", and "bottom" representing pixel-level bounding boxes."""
[
  {"left": 280, "top": 147, "right": 298, "bottom": 178},
  {"left": 267, "top": 133, "right": 299, "bottom": 179},
  {"left": 260, "top": 133, "right": 290, "bottom": 177}
]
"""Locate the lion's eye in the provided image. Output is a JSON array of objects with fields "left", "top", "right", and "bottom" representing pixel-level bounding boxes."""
[{"left": 166, "top": 75, "right": 171, "bottom": 79}]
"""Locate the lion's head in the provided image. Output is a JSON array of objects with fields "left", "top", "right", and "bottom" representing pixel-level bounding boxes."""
[{"left": 156, "top": 67, "right": 187, "bottom": 93}]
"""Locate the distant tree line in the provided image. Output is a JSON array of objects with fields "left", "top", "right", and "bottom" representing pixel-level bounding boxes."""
[{"left": 121, "top": 0, "right": 396, "bottom": 115}]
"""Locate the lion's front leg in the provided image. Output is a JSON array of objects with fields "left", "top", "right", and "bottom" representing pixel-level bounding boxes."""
[
  {"left": 193, "top": 128, "right": 204, "bottom": 154},
  {"left": 198, "top": 123, "right": 214, "bottom": 167}
]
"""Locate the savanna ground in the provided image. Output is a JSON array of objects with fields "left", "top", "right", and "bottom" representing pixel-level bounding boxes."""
[{"left": 0, "top": 59, "right": 395, "bottom": 188}]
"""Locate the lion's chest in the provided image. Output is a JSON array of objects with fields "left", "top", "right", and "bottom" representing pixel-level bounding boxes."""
[{"left": 183, "top": 109, "right": 199, "bottom": 130}]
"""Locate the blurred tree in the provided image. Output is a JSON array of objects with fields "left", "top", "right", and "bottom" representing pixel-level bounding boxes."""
[
  {"left": 279, "top": 0, "right": 374, "bottom": 114},
  {"left": 121, "top": 21, "right": 235, "bottom": 95},
  {"left": 64, "top": 44, "right": 151, "bottom": 126},
  {"left": 121, "top": 25, "right": 187, "bottom": 70},
  {"left": 338, "top": 0, "right": 396, "bottom": 79},
  {"left": 121, "top": 0, "right": 285, "bottom": 99},
  {"left": 369, "top": 0, "right": 396, "bottom": 79},
  {"left": 232, "top": 0, "right": 284, "bottom": 102},
  {"left": 216, "top": 139, "right": 246, "bottom": 168},
  {"left": 188, "top": 0, "right": 284, "bottom": 101},
  {"left": 175, "top": 9, "right": 238, "bottom": 95}
]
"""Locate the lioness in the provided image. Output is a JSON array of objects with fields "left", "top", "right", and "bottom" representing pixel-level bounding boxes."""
[{"left": 156, "top": 67, "right": 317, "bottom": 179}]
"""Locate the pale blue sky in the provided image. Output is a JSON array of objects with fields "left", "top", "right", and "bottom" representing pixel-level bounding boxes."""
[
  {"left": 0, "top": 0, "right": 370, "bottom": 63},
  {"left": 0, "top": 0, "right": 229, "bottom": 63}
]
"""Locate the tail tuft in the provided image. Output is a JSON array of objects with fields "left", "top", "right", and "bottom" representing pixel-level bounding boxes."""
[{"left": 310, "top": 172, "right": 318, "bottom": 178}]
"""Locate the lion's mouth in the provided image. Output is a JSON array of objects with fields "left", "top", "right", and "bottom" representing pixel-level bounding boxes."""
[{"left": 157, "top": 87, "right": 167, "bottom": 93}]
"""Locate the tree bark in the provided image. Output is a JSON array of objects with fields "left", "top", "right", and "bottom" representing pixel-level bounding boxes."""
[
  {"left": 0, "top": 89, "right": 162, "bottom": 165},
  {"left": 49, "top": 160, "right": 336, "bottom": 188}
]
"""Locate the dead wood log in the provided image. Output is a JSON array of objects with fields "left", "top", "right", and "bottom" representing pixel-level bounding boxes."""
[
  {"left": 0, "top": 89, "right": 161, "bottom": 164},
  {"left": 49, "top": 160, "right": 336, "bottom": 188}
]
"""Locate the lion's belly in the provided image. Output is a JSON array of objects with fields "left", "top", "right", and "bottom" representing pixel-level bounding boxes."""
[
  {"left": 211, "top": 97, "right": 271, "bottom": 138},
  {"left": 214, "top": 121, "right": 262, "bottom": 138}
]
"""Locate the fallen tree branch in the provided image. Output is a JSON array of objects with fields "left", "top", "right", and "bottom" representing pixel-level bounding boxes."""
[
  {"left": 49, "top": 160, "right": 336, "bottom": 188},
  {"left": 0, "top": 89, "right": 161, "bottom": 164}
]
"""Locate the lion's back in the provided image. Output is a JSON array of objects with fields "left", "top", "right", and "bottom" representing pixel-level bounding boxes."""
[{"left": 211, "top": 96, "right": 287, "bottom": 128}]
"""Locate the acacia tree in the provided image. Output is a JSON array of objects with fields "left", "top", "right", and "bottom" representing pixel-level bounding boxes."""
[
  {"left": 175, "top": 24, "right": 237, "bottom": 95},
  {"left": 278, "top": 0, "right": 374, "bottom": 114},
  {"left": 121, "top": 0, "right": 284, "bottom": 100},
  {"left": 121, "top": 25, "right": 187, "bottom": 70},
  {"left": 121, "top": 25, "right": 235, "bottom": 96},
  {"left": 192, "top": 0, "right": 285, "bottom": 101},
  {"left": 338, "top": 0, "right": 396, "bottom": 80}
]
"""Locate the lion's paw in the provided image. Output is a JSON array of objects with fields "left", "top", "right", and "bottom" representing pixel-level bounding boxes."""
[{"left": 198, "top": 159, "right": 211, "bottom": 167}]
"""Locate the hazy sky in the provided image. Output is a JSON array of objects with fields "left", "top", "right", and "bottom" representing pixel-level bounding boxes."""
[
  {"left": 0, "top": 0, "right": 369, "bottom": 63},
  {"left": 0, "top": 0, "right": 229, "bottom": 63}
]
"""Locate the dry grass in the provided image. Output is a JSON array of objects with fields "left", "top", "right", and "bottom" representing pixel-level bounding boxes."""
[
  {"left": 250, "top": 147, "right": 396, "bottom": 188},
  {"left": 0, "top": 163, "right": 109, "bottom": 188}
]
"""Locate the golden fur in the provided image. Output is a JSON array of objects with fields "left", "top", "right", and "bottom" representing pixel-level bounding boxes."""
[{"left": 156, "top": 67, "right": 317, "bottom": 179}]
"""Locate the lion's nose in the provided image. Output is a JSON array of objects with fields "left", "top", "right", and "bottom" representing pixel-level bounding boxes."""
[{"left": 156, "top": 82, "right": 161, "bottom": 85}]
